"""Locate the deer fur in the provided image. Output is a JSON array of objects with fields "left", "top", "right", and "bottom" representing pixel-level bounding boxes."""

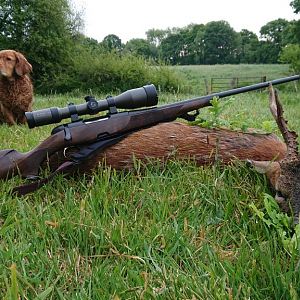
[
  {"left": 0, "top": 50, "right": 33, "bottom": 125},
  {"left": 49, "top": 121, "right": 286, "bottom": 175}
]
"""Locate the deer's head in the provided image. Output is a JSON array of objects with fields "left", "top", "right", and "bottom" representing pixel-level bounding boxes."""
[{"left": 250, "top": 85, "right": 300, "bottom": 223}]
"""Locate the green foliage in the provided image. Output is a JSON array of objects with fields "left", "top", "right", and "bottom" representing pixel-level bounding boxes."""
[
  {"left": 250, "top": 194, "right": 300, "bottom": 254},
  {"left": 158, "top": 24, "right": 205, "bottom": 65},
  {"left": 124, "top": 38, "right": 157, "bottom": 60},
  {"left": 260, "top": 19, "right": 290, "bottom": 45},
  {"left": 192, "top": 97, "right": 232, "bottom": 129},
  {"left": 203, "top": 21, "right": 239, "bottom": 64},
  {"left": 159, "top": 31, "right": 186, "bottom": 64},
  {"left": 48, "top": 44, "right": 184, "bottom": 93},
  {"left": 238, "top": 29, "right": 260, "bottom": 63},
  {"left": 291, "top": 0, "right": 300, "bottom": 13},
  {"left": 101, "top": 34, "right": 123, "bottom": 52},
  {"left": 261, "top": 120, "right": 278, "bottom": 133},
  {"left": 259, "top": 19, "right": 292, "bottom": 62},
  {"left": 0, "top": 0, "right": 183, "bottom": 94},
  {"left": 144, "top": 17, "right": 299, "bottom": 65},
  {"left": 279, "top": 44, "right": 300, "bottom": 73},
  {"left": 146, "top": 28, "right": 169, "bottom": 46},
  {"left": 192, "top": 97, "right": 275, "bottom": 133}
]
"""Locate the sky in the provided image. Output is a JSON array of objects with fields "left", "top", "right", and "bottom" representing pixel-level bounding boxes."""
[{"left": 73, "top": 0, "right": 298, "bottom": 43}]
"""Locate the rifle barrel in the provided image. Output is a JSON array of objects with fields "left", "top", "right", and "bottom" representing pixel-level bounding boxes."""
[
  {"left": 185, "top": 75, "right": 300, "bottom": 104},
  {"left": 148, "top": 75, "right": 300, "bottom": 122},
  {"left": 160, "top": 75, "right": 300, "bottom": 115}
]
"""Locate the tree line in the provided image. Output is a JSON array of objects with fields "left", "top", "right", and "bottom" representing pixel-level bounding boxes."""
[
  {"left": 0, "top": 0, "right": 299, "bottom": 93},
  {"left": 104, "top": 18, "right": 299, "bottom": 65}
]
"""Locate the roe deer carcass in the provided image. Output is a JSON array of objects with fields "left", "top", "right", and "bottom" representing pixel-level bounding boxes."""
[
  {"left": 250, "top": 85, "right": 300, "bottom": 223},
  {"left": 49, "top": 109, "right": 286, "bottom": 181}
]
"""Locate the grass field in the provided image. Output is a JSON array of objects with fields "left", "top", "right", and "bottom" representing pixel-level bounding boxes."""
[
  {"left": 173, "top": 64, "right": 293, "bottom": 94},
  {"left": 1, "top": 64, "right": 300, "bottom": 299}
]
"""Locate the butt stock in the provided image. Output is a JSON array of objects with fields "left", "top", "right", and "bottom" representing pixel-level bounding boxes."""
[{"left": 0, "top": 129, "right": 68, "bottom": 179}]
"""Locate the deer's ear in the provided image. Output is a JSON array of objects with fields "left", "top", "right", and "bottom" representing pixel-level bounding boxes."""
[{"left": 247, "top": 160, "right": 281, "bottom": 188}]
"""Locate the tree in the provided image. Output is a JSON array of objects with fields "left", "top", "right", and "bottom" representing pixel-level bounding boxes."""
[
  {"left": 290, "top": 0, "right": 300, "bottom": 13},
  {"left": 202, "top": 21, "right": 239, "bottom": 64},
  {"left": 179, "top": 24, "right": 206, "bottom": 64},
  {"left": 158, "top": 24, "right": 206, "bottom": 65},
  {"left": 159, "top": 32, "right": 184, "bottom": 64},
  {"left": 124, "top": 38, "right": 157, "bottom": 60},
  {"left": 290, "top": 0, "right": 300, "bottom": 43},
  {"left": 260, "top": 19, "right": 291, "bottom": 62},
  {"left": 260, "top": 19, "right": 290, "bottom": 45},
  {"left": 238, "top": 29, "right": 259, "bottom": 63},
  {"left": 101, "top": 34, "right": 123, "bottom": 52},
  {"left": 146, "top": 28, "right": 169, "bottom": 47},
  {"left": 279, "top": 44, "right": 300, "bottom": 72},
  {"left": 279, "top": 2, "right": 300, "bottom": 72},
  {"left": 190, "top": 24, "right": 206, "bottom": 64},
  {"left": 0, "top": 0, "right": 82, "bottom": 91}
]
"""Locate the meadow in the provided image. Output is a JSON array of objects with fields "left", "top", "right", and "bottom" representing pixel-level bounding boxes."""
[{"left": 1, "top": 64, "right": 300, "bottom": 299}]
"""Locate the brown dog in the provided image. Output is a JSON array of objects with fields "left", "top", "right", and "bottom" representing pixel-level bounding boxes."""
[{"left": 0, "top": 50, "right": 33, "bottom": 125}]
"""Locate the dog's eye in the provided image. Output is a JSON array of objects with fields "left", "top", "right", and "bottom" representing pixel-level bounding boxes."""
[{"left": 6, "top": 57, "right": 13, "bottom": 61}]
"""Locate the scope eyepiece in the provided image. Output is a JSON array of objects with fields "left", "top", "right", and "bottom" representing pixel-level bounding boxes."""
[{"left": 25, "top": 84, "right": 158, "bottom": 128}]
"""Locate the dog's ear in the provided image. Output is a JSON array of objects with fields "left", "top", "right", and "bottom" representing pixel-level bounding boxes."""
[{"left": 14, "top": 51, "right": 32, "bottom": 76}]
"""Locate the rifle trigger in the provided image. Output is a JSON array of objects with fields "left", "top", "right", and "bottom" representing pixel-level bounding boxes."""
[{"left": 180, "top": 110, "right": 200, "bottom": 122}]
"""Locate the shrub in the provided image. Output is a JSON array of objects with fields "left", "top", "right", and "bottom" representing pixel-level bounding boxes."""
[{"left": 36, "top": 48, "right": 185, "bottom": 94}]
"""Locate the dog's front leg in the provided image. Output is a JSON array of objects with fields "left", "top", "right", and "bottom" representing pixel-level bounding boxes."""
[{"left": 0, "top": 103, "right": 16, "bottom": 125}]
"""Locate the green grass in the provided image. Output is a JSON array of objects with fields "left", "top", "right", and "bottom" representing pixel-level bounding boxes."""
[{"left": 1, "top": 64, "right": 300, "bottom": 299}]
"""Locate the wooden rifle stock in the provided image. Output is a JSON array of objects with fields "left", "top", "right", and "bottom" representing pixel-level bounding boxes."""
[{"left": 0, "top": 130, "right": 67, "bottom": 179}]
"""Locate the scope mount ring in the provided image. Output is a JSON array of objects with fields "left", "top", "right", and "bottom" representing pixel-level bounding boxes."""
[
  {"left": 106, "top": 96, "right": 118, "bottom": 114},
  {"left": 68, "top": 102, "right": 80, "bottom": 122}
]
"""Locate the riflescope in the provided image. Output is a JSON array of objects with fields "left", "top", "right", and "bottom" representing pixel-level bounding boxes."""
[{"left": 25, "top": 84, "right": 158, "bottom": 128}]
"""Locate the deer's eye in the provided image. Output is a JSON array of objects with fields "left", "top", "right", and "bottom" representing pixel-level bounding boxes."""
[{"left": 276, "top": 190, "right": 285, "bottom": 199}]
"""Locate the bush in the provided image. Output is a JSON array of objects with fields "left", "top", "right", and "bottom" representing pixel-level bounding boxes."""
[{"left": 36, "top": 48, "right": 185, "bottom": 94}]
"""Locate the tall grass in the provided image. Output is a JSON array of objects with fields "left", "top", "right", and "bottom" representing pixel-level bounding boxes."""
[{"left": 1, "top": 64, "right": 300, "bottom": 299}]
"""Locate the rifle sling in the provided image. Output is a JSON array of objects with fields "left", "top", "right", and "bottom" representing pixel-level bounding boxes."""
[
  {"left": 13, "top": 133, "right": 128, "bottom": 196},
  {"left": 12, "top": 161, "right": 76, "bottom": 196}
]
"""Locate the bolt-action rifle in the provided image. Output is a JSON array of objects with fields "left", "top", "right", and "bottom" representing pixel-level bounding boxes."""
[{"left": 0, "top": 75, "right": 299, "bottom": 195}]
